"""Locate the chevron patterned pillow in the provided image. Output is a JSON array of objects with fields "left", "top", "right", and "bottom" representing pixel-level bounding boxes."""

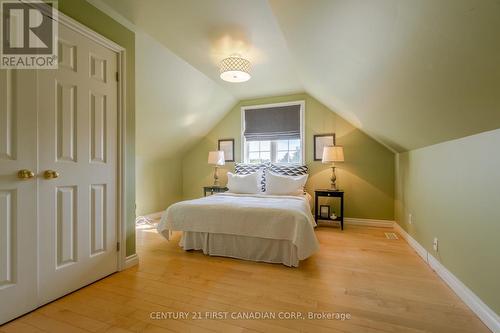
[
  {"left": 269, "top": 164, "right": 309, "bottom": 176},
  {"left": 234, "top": 162, "right": 269, "bottom": 192}
]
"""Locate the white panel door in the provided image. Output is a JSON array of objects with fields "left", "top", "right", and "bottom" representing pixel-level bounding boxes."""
[
  {"left": 0, "top": 69, "right": 38, "bottom": 323},
  {"left": 37, "top": 23, "right": 118, "bottom": 305}
]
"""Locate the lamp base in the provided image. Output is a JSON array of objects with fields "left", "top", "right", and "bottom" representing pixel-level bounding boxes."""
[
  {"left": 330, "top": 166, "right": 338, "bottom": 190},
  {"left": 213, "top": 166, "right": 219, "bottom": 186}
]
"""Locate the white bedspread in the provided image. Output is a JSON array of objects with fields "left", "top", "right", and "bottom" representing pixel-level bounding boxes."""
[{"left": 157, "top": 193, "right": 319, "bottom": 260}]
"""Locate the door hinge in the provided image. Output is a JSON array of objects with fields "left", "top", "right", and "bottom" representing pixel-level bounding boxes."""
[
  {"left": 115, "top": 72, "right": 119, "bottom": 82},
  {"left": 116, "top": 242, "right": 120, "bottom": 252}
]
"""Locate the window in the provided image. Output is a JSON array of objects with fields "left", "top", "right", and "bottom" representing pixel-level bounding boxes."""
[
  {"left": 245, "top": 139, "right": 301, "bottom": 164},
  {"left": 242, "top": 102, "right": 304, "bottom": 164},
  {"left": 247, "top": 140, "right": 271, "bottom": 163},
  {"left": 276, "top": 138, "right": 301, "bottom": 163}
]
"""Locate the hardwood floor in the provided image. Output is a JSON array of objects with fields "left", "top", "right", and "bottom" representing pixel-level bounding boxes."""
[{"left": 0, "top": 225, "right": 490, "bottom": 333}]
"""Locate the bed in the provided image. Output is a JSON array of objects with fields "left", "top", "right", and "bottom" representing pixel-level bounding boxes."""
[{"left": 157, "top": 192, "right": 319, "bottom": 267}]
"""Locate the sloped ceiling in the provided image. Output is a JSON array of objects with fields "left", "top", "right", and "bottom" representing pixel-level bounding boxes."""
[
  {"left": 89, "top": 0, "right": 237, "bottom": 159},
  {"left": 269, "top": 0, "right": 500, "bottom": 151},
  {"left": 135, "top": 31, "right": 236, "bottom": 158},
  {"left": 98, "top": 0, "right": 500, "bottom": 153}
]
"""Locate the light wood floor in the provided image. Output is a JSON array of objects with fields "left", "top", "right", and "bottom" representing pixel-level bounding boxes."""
[{"left": 0, "top": 225, "right": 490, "bottom": 333}]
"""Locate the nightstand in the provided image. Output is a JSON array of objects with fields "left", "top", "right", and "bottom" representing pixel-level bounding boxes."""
[
  {"left": 203, "top": 186, "right": 228, "bottom": 197},
  {"left": 314, "top": 189, "right": 344, "bottom": 230}
]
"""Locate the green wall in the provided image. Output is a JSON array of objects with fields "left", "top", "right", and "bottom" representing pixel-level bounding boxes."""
[
  {"left": 136, "top": 156, "right": 182, "bottom": 216},
  {"left": 59, "top": 0, "right": 136, "bottom": 256},
  {"left": 395, "top": 128, "right": 500, "bottom": 314},
  {"left": 183, "top": 93, "right": 395, "bottom": 220}
]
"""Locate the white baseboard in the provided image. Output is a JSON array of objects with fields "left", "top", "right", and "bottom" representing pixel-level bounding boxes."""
[
  {"left": 393, "top": 223, "right": 428, "bottom": 262},
  {"left": 344, "top": 218, "right": 394, "bottom": 228},
  {"left": 124, "top": 254, "right": 139, "bottom": 269},
  {"left": 394, "top": 223, "right": 499, "bottom": 333}
]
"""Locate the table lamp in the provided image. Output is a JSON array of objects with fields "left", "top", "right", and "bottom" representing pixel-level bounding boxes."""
[
  {"left": 322, "top": 146, "right": 344, "bottom": 190},
  {"left": 207, "top": 151, "right": 225, "bottom": 186}
]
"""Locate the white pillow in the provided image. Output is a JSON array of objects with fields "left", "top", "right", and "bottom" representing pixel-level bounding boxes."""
[
  {"left": 226, "top": 171, "right": 262, "bottom": 194},
  {"left": 265, "top": 171, "right": 308, "bottom": 195}
]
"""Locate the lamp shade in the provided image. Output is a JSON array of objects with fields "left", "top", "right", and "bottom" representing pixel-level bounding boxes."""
[
  {"left": 322, "top": 146, "right": 344, "bottom": 163},
  {"left": 219, "top": 55, "right": 251, "bottom": 83},
  {"left": 208, "top": 151, "right": 225, "bottom": 166}
]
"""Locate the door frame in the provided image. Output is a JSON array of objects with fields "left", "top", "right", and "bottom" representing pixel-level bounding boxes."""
[{"left": 48, "top": 10, "right": 129, "bottom": 271}]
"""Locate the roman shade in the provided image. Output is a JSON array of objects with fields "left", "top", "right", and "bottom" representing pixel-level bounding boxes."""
[{"left": 244, "top": 104, "right": 300, "bottom": 141}]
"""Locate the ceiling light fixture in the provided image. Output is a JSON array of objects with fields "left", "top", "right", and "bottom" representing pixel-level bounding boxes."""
[{"left": 219, "top": 54, "right": 251, "bottom": 83}]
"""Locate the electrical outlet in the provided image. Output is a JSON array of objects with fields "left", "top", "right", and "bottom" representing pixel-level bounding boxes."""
[
  {"left": 433, "top": 237, "right": 439, "bottom": 252},
  {"left": 408, "top": 213, "right": 413, "bottom": 224}
]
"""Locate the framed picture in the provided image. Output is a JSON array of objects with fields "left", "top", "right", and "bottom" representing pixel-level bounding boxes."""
[
  {"left": 218, "top": 139, "right": 235, "bottom": 162},
  {"left": 314, "top": 133, "right": 336, "bottom": 161},
  {"left": 319, "top": 205, "right": 330, "bottom": 219}
]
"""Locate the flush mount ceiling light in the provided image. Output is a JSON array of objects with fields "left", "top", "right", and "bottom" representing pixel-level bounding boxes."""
[{"left": 219, "top": 54, "right": 251, "bottom": 83}]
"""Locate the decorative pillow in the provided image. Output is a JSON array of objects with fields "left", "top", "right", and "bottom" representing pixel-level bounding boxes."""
[
  {"left": 265, "top": 171, "right": 308, "bottom": 195},
  {"left": 226, "top": 171, "right": 262, "bottom": 194},
  {"left": 270, "top": 163, "right": 308, "bottom": 176},
  {"left": 235, "top": 162, "right": 269, "bottom": 191}
]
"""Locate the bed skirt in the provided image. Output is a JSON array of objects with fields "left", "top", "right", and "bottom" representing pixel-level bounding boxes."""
[{"left": 180, "top": 232, "right": 300, "bottom": 267}]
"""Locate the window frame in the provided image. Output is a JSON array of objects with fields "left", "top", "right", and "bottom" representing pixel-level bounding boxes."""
[{"left": 241, "top": 100, "right": 305, "bottom": 164}]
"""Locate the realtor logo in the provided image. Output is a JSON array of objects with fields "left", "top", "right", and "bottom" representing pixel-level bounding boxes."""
[{"left": 1, "top": 0, "right": 58, "bottom": 69}]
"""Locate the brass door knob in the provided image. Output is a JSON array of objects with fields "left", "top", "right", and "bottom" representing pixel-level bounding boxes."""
[
  {"left": 43, "top": 170, "right": 59, "bottom": 179},
  {"left": 17, "top": 169, "right": 35, "bottom": 180}
]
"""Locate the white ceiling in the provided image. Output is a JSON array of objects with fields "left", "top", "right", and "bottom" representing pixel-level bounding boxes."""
[
  {"left": 97, "top": 0, "right": 500, "bottom": 153},
  {"left": 100, "top": 0, "right": 303, "bottom": 99}
]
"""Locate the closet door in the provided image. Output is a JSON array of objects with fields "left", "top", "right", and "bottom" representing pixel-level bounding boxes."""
[
  {"left": 37, "top": 22, "right": 118, "bottom": 305},
  {"left": 0, "top": 69, "right": 38, "bottom": 324}
]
